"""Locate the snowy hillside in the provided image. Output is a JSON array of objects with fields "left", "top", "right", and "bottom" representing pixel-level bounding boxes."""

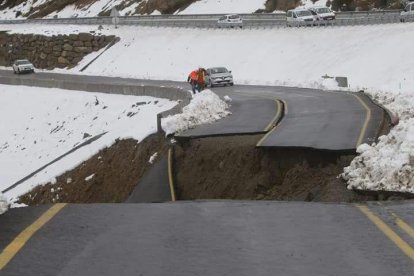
[
  {"left": 178, "top": 0, "right": 265, "bottom": 15},
  {"left": 0, "top": 84, "right": 176, "bottom": 205},
  {"left": 0, "top": 0, "right": 329, "bottom": 19},
  {"left": 6, "top": 23, "right": 407, "bottom": 94}
]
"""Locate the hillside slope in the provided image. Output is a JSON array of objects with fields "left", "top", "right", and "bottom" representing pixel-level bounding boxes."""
[{"left": 0, "top": 0, "right": 403, "bottom": 19}]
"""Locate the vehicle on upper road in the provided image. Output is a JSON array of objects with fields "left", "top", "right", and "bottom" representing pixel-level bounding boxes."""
[
  {"left": 286, "top": 9, "right": 315, "bottom": 27},
  {"left": 217, "top": 14, "right": 243, "bottom": 28},
  {"left": 308, "top": 6, "right": 336, "bottom": 21},
  {"left": 400, "top": 2, "right": 414, "bottom": 22},
  {"left": 12, "top": 59, "right": 35, "bottom": 74},
  {"left": 205, "top": 67, "right": 234, "bottom": 87}
]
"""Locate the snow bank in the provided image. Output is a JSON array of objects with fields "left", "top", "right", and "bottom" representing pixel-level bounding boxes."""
[
  {"left": 0, "top": 84, "right": 176, "bottom": 204},
  {"left": 162, "top": 90, "right": 230, "bottom": 135},
  {"left": 343, "top": 90, "right": 414, "bottom": 193},
  {"left": 178, "top": 0, "right": 266, "bottom": 14},
  {"left": 0, "top": 193, "right": 8, "bottom": 215}
]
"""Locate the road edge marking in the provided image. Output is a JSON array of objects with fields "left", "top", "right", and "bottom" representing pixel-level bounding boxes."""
[
  {"left": 168, "top": 148, "right": 176, "bottom": 202},
  {"left": 352, "top": 93, "right": 372, "bottom": 147},
  {"left": 264, "top": 100, "right": 282, "bottom": 132},
  {"left": 355, "top": 204, "right": 414, "bottom": 262},
  {"left": 0, "top": 203, "right": 67, "bottom": 270}
]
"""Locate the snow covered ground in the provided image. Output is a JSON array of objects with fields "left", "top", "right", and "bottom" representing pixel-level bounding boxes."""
[
  {"left": 0, "top": 84, "right": 176, "bottom": 206},
  {"left": 1, "top": 22, "right": 413, "bottom": 194}
]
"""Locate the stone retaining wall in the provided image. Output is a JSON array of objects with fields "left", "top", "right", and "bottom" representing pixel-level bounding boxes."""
[{"left": 0, "top": 32, "right": 118, "bottom": 69}]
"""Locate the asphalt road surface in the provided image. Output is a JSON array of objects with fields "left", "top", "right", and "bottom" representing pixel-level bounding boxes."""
[
  {"left": 126, "top": 156, "right": 172, "bottom": 203},
  {"left": 0, "top": 202, "right": 413, "bottom": 275},
  {"left": 0, "top": 70, "right": 385, "bottom": 150},
  {"left": 176, "top": 98, "right": 282, "bottom": 138}
]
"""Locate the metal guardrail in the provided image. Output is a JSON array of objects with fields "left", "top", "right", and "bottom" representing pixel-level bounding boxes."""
[{"left": 0, "top": 10, "right": 412, "bottom": 28}]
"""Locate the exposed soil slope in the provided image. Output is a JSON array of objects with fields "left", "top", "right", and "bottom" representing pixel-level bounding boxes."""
[
  {"left": 174, "top": 135, "right": 377, "bottom": 202},
  {"left": 19, "top": 133, "right": 168, "bottom": 204}
]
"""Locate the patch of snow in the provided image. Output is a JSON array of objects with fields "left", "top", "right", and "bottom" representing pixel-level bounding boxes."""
[
  {"left": 0, "top": 193, "right": 8, "bottom": 215},
  {"left": 300, "top": 0, "right": 329, "bottom": 8},
  {"left": 66, "top": 177, "right": 72, "bottom": 184},
  {"left": 148, "top": 152, "right": 158, "bottom": 164},
  {"left": 151, "top": 10, "right": 162, "bottom": 15},
  {"left": 224, "top": 95, "right": 232, "bottom": 102},
  {"left": 162, "top": 90, "right": 230, "bottom": 135},
  {"left": 85, "top": 174, "right": 95, "bottom": 181},
  {"left": 0, "top": 84, "right": 176, "bottom": 204},
  {"left": 178, "top": 0, "right": 266, "bottom": 14}
]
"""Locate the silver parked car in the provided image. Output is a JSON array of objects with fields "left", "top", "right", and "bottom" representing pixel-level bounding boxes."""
[
  {"left": 206, "top": 67, "right": 234, "bottom": 87},
  {"left": 12, "top": 59, "right": 35, "bottom": 74},
  {"left": 217, "top": 14, "right": 243, "bottom": 29},
  {"left": 309, "top": 6, "right": 336, "bottom": 21}
]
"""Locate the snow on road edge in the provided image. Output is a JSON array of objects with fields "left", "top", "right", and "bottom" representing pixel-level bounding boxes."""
[
  {"left": 162, "top": 90, "right": 230, "bottom": 135},
  {"left": 343, "top": 91, "right": 414, "bottom": 193}
]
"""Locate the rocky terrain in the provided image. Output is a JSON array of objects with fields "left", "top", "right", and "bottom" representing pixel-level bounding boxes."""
[
  {"left": 0, "top": 0, "right": 405, "bottom": 20},
  {"left": 0, "top": 31, "right": 117, "bottom": 68}
]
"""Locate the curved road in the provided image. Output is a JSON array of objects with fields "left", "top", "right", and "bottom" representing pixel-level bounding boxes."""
[{"left": 0, "top": 70, "right": 385, "bottom": 150}]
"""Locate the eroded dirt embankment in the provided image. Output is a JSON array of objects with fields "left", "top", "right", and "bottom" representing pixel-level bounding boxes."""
[
  {"left": 174, "top": 135, "right": 377, "bottom": 202},
  {"left": 20, "top": 130, "right": 408, "bottom": 205},
  {"left": 19, "top": 133, "right": 168, "bottom": 205}
]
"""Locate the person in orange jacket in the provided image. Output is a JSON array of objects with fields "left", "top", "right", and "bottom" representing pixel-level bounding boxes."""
[
  {"left": 197, "top": 68, "right": 207, "bottom": 92},
  {"left": 187, "top": 69, "right": 199, "bottom": 94}
]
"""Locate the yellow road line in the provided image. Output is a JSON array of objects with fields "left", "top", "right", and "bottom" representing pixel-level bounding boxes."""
[
  {"left": 168, "top": 148, "right": 176, "bottom": 202},
  {"left": 377, "top": 202, "right": 414, "bottom": 240},
  {"left": 352, "top": 93, "right": 372, "bottom": 147},
  {"left": 264, "top": 100, "right": 282, "bottom": 131},
  {"left": 0, "top": 203, "right": 66, "bottom": 270},
  {"left": 392, "top": 213, "right": 414, "bottom": 240},
  {"left": 256, "top": 100, "right": 287, "bottom": 147},
  {"left": 356, "top": 204, "right": 414, "bottom": 262}
]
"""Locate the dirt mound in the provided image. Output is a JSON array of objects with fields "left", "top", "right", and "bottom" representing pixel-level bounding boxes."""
[
  {"left": 174, "top": 135, "right": 376, "bottom": 202},
  {"left": 19, "top": 133, "right": 168, "bottom": 204}
]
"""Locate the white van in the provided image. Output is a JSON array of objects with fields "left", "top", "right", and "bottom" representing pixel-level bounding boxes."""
[
  {"left": 286, "top": 9, "right": 315, "bottom": 27},
  {"left": 400, "top": 2, "right": 414, "bottom": 22}
]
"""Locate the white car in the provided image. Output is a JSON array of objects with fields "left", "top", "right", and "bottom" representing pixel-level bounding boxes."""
[
  {"left": 217, "top": 14, "right": 243, "bottom": 28},
  {"left": 12, "top": 59, "right": 35, "bottom": 74},
  {"left": 286, "top": 9, "right": 315, "bottom": 27},
  {"left": 400, "top": 2, "right": 414, "bottom": 22},
  {"left": 205, "top": 67, "right": 234, "bottom": 87},
  {"left": 309, "top": 6, "right": 336, "bottom": 21}
]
